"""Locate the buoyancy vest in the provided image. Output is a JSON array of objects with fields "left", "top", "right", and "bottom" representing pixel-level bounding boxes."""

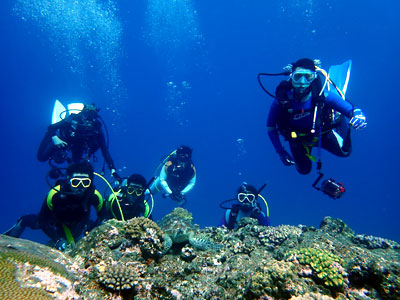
[{"left": 275, "top": 76, "right": 337, "bottom": 141}]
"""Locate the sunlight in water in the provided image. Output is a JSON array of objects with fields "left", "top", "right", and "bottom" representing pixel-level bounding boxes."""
[
  {"left": 165, "top": 80, "right": 191, "bottom": 127},
  {"left": 144, "top": 0, "right": 203, "bottom": 126},
  {"left": 280, "top": 0, "right": 318, "bottom": 34},
  {"left": 144, "top": 0, "right": 202, "bottom": 56},
  {"left": 14, "top": 0, "right": 125, "bottom": 115}
]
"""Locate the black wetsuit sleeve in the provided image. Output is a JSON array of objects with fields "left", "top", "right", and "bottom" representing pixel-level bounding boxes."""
[
  {"left": 266, "top": 101, "right": 285, "bottom": 153},
  {"left": 37, "top": 120, "right": 68, "bottom": 162},
  {"left": 97, "top": 130, "right": 115, "bottom": 170}
]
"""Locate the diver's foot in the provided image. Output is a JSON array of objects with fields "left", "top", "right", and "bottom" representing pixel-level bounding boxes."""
[{"left": 3, "top": 219, "right": 24, "bottom": 237}]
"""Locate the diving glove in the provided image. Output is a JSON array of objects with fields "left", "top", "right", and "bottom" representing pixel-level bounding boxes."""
[
  {"left": 349, "top": 109, "right": 367, "bottom": 130},
  {"left": 111, "top": 169, "right": 122, "bottom": 185},
  {"left": 170, "top": 192, "right": 186, "bottom": 206},
  {"left": 278, "top": 150, "right": 295, "bottom": 166}
]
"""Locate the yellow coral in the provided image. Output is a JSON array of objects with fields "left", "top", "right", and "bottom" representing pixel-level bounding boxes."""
[{"left": 285, "top": 248, "right": 345, "bottom": 288}]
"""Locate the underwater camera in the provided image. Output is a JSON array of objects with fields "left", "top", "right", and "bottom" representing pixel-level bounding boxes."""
[
  {"left": 312, "top": 173, "right": 345, "bottom": 199},
  {"left": 320, "top": 178, "right": 345, "bottom": 199}
]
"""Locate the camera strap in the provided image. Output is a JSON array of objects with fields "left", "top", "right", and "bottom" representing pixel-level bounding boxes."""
[{"left": 312, "top": 127, "right": 324, "bottom": 191}]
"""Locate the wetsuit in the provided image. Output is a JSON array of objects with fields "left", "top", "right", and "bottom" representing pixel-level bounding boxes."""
[
  {"left": 150, "top": 157, "right": 196, "bottom": 196},
  {"left": 106, "top": 186, "right": 150, "bottom": 221},
  {"left": 37, "top": 112, "right": 115, "bottom": 170},
  {"left": 267, "top": 84, "right": 355, "bottom": 174},
  {"left": 6, "top": 181, "right": 105, "bottom": 246},
  {"left": 220, "top": 203, "right": 270, "bottom": 230}
]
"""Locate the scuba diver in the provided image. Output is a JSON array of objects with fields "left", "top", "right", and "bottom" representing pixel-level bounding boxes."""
[
  {"left": 220, "top": 182, "right": 270, "bottom": 230},
  {"left": 149, "top": 145, "right": 196, "bottom": 206},
  {"left": 105, "top": 174, "right": 153, "bottom": 221},
  {"left": 4, "top": 162, "right": 105, "bottom": 251},
  {"left": 37, "top": 103, "right": 120, "bottom": 180},
  {"left": 263, "top": 58, "right": 367, "bottom": 176}
]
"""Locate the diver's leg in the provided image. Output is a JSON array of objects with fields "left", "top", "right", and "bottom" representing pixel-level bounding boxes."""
[
  {"left": 289, "top": 141, "right": 312, "bottom": 174},
  {"left": 3, "top": 214, "right": 39, "bottom": 237},
  {"left": 322, "top": 118, "right": 352, "bottom": 157}
]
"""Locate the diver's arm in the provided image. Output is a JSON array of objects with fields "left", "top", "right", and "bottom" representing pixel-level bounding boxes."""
[
  {"left": 37, "top": 198, "right": 62, "bottom": 242},
  {"left": 257, "top": 211, "right": 270, "bottom": 226},
  {"left": 46, "top": 120, "right": 65, "bottom": 136},
  {"left": 160, "top": 165, "right": 173, "bottom": 194},
  {"left": 266, "top": 101, "right": 285, "bottom": 153},
  {"left": 325, "top": 93, "right": 367, "bottom": 129},
  {"left": 325, "top": 92, "right": 355, "bottom": 117},
  {"left": 181, "top": 172, "right": 196, "bottom": 195},
  {"left": 37, "top": 121, "right": 68, "bottom": 161},
  {"left": 219, "top": 209, "right": 231, "bottom": 227}
]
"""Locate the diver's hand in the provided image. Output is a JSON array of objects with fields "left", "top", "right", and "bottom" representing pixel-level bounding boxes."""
[
  {"left": 170, "top": 192, "right": 186, "bottom": 206},
  {"left": 251, "top": 206, "right": 261, "bottom": 217},
  {"left": 111, "top": 169, "right": 122, "bottom": 185},
  {"left": 278, "top": 150, "right": 295, "bottom": 166},
  {"left": 350, "top": 109, "right": 367, "bottom": 130},
  {"left": 52, "top": 136, "right": 68, "bottom": 148}
]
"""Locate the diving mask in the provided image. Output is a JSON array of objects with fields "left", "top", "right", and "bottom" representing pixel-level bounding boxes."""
[
  {"left": 127, "top": 184, "right": 144, "bottom": 197},
  {"left": 291, "top": 70, "right": 316, "bottom": 84},
  {"left": 238, "top": 193, "right": 256, "bottom": 204},
  {"left": 70, "top": 177, "right": 92, "bottom": 188}
]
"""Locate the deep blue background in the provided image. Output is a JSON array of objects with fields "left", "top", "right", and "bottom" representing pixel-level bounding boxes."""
[{"left": 1, "top": 0, "right": 399, "bottom": 243}]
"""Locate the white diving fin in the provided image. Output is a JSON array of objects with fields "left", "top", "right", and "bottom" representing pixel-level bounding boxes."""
[
  {"left": 51, "top": 100, "right": 85, "bottom": 124},
  {"left": 326, "top": 59, "right": 352, "bottom": 99}
]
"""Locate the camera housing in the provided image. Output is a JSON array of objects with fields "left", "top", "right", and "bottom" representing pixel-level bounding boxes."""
[{"left": 320, "top": 178, "right": 345, "bottom": 199}]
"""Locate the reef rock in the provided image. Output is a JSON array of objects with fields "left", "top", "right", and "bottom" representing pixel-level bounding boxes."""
[{"left": 0, "top": 214, "right": 399, "bottom": 300}]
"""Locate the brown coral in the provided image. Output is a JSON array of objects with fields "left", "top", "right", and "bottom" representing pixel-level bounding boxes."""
[
  {"left": 98, "top": 262, "right": 145, "bottom": 291},
  {"left": 0, "top": 258, "right": 53, "bottom": 300},
  {"left": 124, "top": 217, "right": 164, "bottom": 259}
]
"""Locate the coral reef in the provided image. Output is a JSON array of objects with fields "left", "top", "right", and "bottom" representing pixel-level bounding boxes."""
[
  {"left": 285, "top": 248, "right": 346, "bottom": 288},
  {"left": 352, "top": 234, "right": 400, "bottom": 250},
  {"left": 0, "top": 235, "right": 80, "bottom": 300},
  {"left": 259, "top": 224, "right": 303, "bottom": 250},
  {"left": 124, "top": 217, "right": 164, "bottom": 259},
  {"left": 1, "top": 215, "right": 400, "bottom": 299},
  {"left": 0, "top": 258, "right": 53, "bottom": 300},
  {"left": 97, "top": 262, "right": 145, "bottom": 291}
]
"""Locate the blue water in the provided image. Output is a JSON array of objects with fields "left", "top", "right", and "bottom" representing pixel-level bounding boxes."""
[{"left": 1, "top": 0, "right": 399, "bottom": 244}]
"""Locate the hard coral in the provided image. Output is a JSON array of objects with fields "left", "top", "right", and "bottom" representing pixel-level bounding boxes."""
[
  {"left": 352, "top": 234, "right": 400, "bottom": 250},
  {"left": 259, "top": 225, "right": 302, "bottom": 250},
  {"left": 286, "top": 248, "right": 345, "bottom": 288},
  {"left": 98, "top": 262, "right": 145, "bottom": 291},
  {"left": 124, "top": 217, "right": 164, "bottom": 259},
  {"left": 0, "top": 257, "right": 53, "bottom": 300}
]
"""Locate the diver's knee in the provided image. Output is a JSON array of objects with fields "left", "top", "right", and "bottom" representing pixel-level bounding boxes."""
[{"left": 296, "top": 164, "right": 312, "bottom": 175}]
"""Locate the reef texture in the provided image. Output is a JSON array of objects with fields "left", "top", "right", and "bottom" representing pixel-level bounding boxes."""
[{"left": 0, "top": 212, "right": 399, "bottom": 300}]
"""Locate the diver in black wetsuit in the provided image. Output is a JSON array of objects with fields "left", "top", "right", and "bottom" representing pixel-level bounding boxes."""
[
  {"left": 37, "top": 104, "right": 119, "bottom": 179},
  {"left": 105, "top": 174, "right": 152, "bottom": 221},
  {"left": 4, "top": 162, "right": 105, "bottom": 250}
]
